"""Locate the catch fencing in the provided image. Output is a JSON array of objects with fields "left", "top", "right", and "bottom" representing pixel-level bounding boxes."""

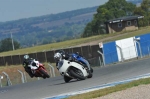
[{"left": 0, "top": 44, "right": 101, "bottom": 66}]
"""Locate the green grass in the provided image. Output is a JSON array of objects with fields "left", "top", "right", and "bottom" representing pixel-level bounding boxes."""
[
  {"left": 65, "top": 78, "right": 150, "bottom": 99},
  {"left": 0, "top": 26, "right": 150, "bottom": 56}
]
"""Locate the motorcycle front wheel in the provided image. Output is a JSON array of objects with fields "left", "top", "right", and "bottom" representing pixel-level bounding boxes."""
[
  {"left": 87, "top": 70, "right": 93, "bottom": 78},
  {"left": 90, "top": 67, "right": 93, "bottom": 73},
  {"left": 70, "top": 69, "right": 86, "bottom": 80},
  {"left": 64, "top": 75, "right": 72, "bottom": 83},
  {"left": 40, "top": 69, "right": 50, "bottom": 79}
]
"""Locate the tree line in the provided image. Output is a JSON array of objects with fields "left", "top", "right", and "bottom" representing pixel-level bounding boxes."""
[
  {"left": 82, "top": 0, "right": 150, "bottom": 37},
  {"left": 0, "top": 38, "right": 20, "bottom": 52}
]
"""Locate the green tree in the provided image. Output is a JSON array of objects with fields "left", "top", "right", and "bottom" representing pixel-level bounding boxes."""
[
  {"left": 82, "top": 0, "right": 136, "bottom": 37},
  {"left": 0, "top": 38, "right": 20, "bottom": 52},
  {"left": 141, "top": 0, "right": 150, "bottom": 12},
  {"left": 134, "top": 0, "right": 150, "bottom": 26},
  {"left": 134, "top": 7, "right": 145, "bottom": 15}
]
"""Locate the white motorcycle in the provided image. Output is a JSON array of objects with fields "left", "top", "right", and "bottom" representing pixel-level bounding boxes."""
[{"left": 57, "top": 59, "right": 92, "bottom": 83}]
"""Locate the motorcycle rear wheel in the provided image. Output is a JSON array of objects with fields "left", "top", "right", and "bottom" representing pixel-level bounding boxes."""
[
  {"left": 70, "top": 69, "right": 86, "bottom": 80},
  {"left": 40, "top": 69, "right": 50, "bottom": 79}
]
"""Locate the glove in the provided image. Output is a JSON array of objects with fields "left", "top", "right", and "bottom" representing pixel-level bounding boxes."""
[{"left": 68, "top": 56, "right": 73, "bottom": 61}]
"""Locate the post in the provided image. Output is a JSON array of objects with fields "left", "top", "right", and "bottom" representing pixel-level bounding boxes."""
[
  {"left": 134, "top": 37, "right": 142, "bottom": 58},
  {"left": 97, "top": 50, "right": 105, "bottom": 66},
  {"left": 18, "top": 70, "right": 25, "bottom": 83},
  {"left": 43, "top": 50, "right": 47, "bottom": 62},
  {"left": 116, "top": 45, "right": 124, "bottom": 62},
  {"left": 10, "top": 32, "right": 15, "bottom": 51},
  {"left": 99, "top": 56, "right": 102, "bottom": 66},
  {"left": 2, "top": 72, "right": 12, "bottom": 86},
  {"left": 0, "top": 75, "right": 3, "bottom": 87},
  {"left": 48, "top": 63, "right": 56, "bottom": 77},
  {"left": 24, "top": 72, "right": 27, "bottom": 83}
]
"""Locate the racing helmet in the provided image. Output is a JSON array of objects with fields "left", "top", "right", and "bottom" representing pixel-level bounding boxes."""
[
  {"left": 54, "top": 52, "right": 62, "bottom": 61},
  {"left": 58, "top": 50, "right": 66, "bottom": 58},
  {"left": 24, "top": 55, "right": 29, "bottom": 60}
]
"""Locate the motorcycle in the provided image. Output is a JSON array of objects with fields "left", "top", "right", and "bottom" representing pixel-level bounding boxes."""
[
  {"left": 57, "top": 59, "right": 92, "bottom": 83},
  {"left": 29, "top": 59, "right": 50, "bottom": 79},
  {"left": 70, "top": 53, "right": 93, "bottom": 73}
]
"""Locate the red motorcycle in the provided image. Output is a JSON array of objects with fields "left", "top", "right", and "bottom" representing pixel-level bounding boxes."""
[{"left": 29, "top": 59, "right": 50, "bottom": 79}]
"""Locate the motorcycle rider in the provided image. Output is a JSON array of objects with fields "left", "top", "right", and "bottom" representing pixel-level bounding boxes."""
[
  {"left": 22, "top": 54, "right": 35, "bottom": 78},
  {"left": 54, "top": 52, "right": 62, "bottom": 69},
  {"left": 57, "top": 50, "right": 70, "bottom": 60},
  {"left": 54, "top": 50, "right": 72, "bottom": 69},
  {"left": 54, "top": 50, "right": 85, "bottom": 68}
]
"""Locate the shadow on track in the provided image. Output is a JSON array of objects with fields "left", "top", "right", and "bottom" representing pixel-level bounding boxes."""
[{"left": 48, "top": 79, "right": 82, "bottom": 86}]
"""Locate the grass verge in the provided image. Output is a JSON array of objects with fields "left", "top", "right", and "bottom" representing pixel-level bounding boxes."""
[{"left": 65, "top": 78, "right": 150, "bottom": 99}]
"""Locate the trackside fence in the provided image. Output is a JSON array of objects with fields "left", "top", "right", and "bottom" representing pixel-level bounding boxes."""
[{"left": 0, "top": 45, "right": 101, "bottom": 66}]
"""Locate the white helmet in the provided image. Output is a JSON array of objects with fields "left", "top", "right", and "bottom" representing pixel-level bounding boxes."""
[
  {"left": 24, "top": 55, "right": 29, "bottom": 60},
  {"left": 54, "top": 52, "right": 62, "bottom": 61}
]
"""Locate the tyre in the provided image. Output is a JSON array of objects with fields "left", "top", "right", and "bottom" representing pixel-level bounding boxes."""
[
  {"left": 87, "top": 71, "right": 93, "bottom": 78},
  {"left": 40, "top": 69, "right": 50, "bottom": 78},
  {"left": 90, "top": 67, "right": 93, "bottom": 73},
  {"left": 64, "top": 75, "right": 72, "bottom": 83},
  {"left": 70, "top": 68, "right": 86, "bottom": 80}
]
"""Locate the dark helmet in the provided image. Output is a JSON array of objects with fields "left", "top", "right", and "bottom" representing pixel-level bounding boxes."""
[
  {"left": 58, "top": 50, "right": 65, "bottom": 55},
  {"left": 58, "top": 50, "right": 66, "bottom": 57}
]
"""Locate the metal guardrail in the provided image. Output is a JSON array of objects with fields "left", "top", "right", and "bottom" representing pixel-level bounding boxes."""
[
  {"left": 2, "top": 72, "right": 12, "bottom": 86},
  {"left": 18, "top": 70, "right": 25, "bottom": 83},
  {"left": 97, "top": 50, "right": 105, "bottom": 66},
  {"left": 0, "top": 75, "right": 3, "bottom": 87},
  {"left": 48, "top": 63, "right": 56, "bottom": 77},
  {"left": 23, "top": 72, "right": 27, "bottom": 83}
]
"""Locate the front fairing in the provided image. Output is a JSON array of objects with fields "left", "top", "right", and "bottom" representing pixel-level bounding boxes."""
[
  {"left": 58, "top": 60, "right": 70, "bottom": 75},
  {"left": 57, "top": 60, "right": 64, "bottom": 70},
  {"left": 30, "top": 65, "right": 39, "bottom": 74}
]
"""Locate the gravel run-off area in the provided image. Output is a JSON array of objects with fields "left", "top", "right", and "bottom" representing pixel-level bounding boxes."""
[{"left": 93, "top": 84, "right": 150, "bottom": 99}]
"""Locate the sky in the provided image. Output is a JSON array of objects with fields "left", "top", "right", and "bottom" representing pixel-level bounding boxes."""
[{"left": 0, "top": 0, "right": 108, "bottom": 22}]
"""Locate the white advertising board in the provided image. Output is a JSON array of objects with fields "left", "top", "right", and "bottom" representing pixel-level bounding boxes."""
[{"left": 116, "top": 37, "right": 137, "bottom": 61}]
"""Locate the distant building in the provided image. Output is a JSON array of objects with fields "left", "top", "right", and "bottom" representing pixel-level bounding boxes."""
[{"left": 105, "top": 15, "right": 144, "bottom": 34}]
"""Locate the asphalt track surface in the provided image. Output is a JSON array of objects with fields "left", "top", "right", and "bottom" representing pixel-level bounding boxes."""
[{"left": 1, "top": 58, "right": 150, "bottom": 99}]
